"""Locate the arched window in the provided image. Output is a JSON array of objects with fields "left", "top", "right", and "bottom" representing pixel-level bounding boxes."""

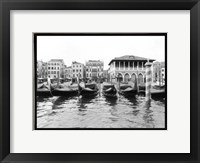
[
  {"left": 138, "top": 74, "right": 143, "bottom": 84},
  {"left": 124, "top": 73, "right": 130, "bottom": 82},
  {"left": 131, "top": 73, "right": 137, "bottom": 83}
]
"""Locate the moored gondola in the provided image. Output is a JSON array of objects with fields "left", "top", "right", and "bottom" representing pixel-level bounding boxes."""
[
  {"left": 151, "top": 86, "right": 165, "bottom": 99},
  {"left": 102, "top": 83, "right": 117, "bottom": 98},
  {"left": 79, "top": 83, "right": 99, "bottom": 97},
  {"left": 138, "top": 84, "right": 165, "bottom": 99},
  {"left": 119, "top": 83, "right": 137, "bottom": 97},
  {"left": 51, "top": 84, "right": 79, "bottom": 96},
  {"left": 37, "top": 84, "right": 52, "bottom": 96}
]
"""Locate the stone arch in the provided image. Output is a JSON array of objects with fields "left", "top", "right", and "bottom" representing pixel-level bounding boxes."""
[
  {"left": 138, "top": 73, "right": 144, "bottom": 84},
  {"left": 131, "top": 73, "right": 137, "bottom": 83},
  {"left": 124, "top": 73, "right": 130, "bottom": 82}
]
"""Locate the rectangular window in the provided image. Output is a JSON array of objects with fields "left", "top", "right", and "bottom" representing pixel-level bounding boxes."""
[
  {"left": 139, "top": 62, "right": 142, "bottom": 70},
  {"left": 134, "top": 62, "right": 137, "bottom": 68},
  {"left": 130, "top": 62, "right": 133, "bottom": 69}
]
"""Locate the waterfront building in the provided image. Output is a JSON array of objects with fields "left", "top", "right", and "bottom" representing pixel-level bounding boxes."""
[
  {"left": 161, "top": 68, "right": 165, "bottom": 81},
  {"left": 71, "top": 61, "right": 85, "bottom": 79},
  {"left": 47, "top": 59, "right": 65, "bottom": 79},
  {"left": 85, "top": 60, "right": 104, "bottom": 81},
  {"left": 103, "top": 69, "right": 109, "bottom": 82},
  {"left": 41, "top": 62, "right": 48, "bottom": 78},
  {"left": 37, "top": 60, "right": 43, "bottom": 78},
  {"left": 152, "top": 61, "right": 165, "bottom": 84},
  {"left": 108, "top": 55, "right": 154, "bottom": 84},
  {"left": 64, "top": 66, "right": 72, "bottom": 79}
]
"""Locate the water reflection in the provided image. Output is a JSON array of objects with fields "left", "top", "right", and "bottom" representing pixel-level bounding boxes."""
[
  {"left": 52, "top": 96, "right": 70, "bottom": 110},
  {"left": 105, "top": 97, "right": 118, "bottom": 106},
  {"left": 78, "top": 96, "right": 95, "bottom": 109},
  {"left": 143, "top": 108, "right": 154, "bottom": 128},
  {"left": 37, "top": 94, "right": 165, "bottom": 128}
]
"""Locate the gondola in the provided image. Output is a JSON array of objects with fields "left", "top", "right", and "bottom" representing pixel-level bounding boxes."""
[
  {"left": 138, "top": 85, "right": 165, "bottom": 99},
  {"left": 119, "top": 83, "right": 137, "bottom": 97},
  {"left": 51, "top": 84, "right": 79, "bottom": 96},
  {"left": 151, "top": 87, "right": 165, "bottom": 99},
  {"left": 138, "top": 84, "right": 145, "bottom": 95},
  {"left": 79, "top": 83, "right": 99, "bottom": 97},
  {"left": 102, "top": 84, "right": 117, "bottom": 98},
  {"left": 37, "top": 84, "right": 52, "bottom": 96}
]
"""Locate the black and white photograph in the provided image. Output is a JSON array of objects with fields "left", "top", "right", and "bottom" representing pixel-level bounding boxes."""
[{"left": 35, "top": 33, "right": 167, "bottom": 129}]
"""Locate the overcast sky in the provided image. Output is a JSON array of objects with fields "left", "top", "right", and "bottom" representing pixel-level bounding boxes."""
[{"left": 37, "top": 35, "right": 165, "bottom": 69}]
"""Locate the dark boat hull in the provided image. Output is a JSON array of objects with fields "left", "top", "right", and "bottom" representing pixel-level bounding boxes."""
[
  {"left": 138, "top": 89, "right": 165, "bottom": 99},
  {"left": 52, "top": 89, "right": 79, "bottom": 96},
  {"left": 102, "top": 84, "right": 117, "bottom": 98},
  {"left": 102, "top": 91, "right": 117, "bottom": 98},
  {"left": 37, "top": 84, "right": 52, "bottom": 97},
  {"left": 80, "top": 90, "right": 99, "bottom": 97},
  {"left": 79, "top": 84, "right": 99, "bottom": 97},
  {"left": 119, "top": 89, "right": 137, "bottom": 97},
  {"left": 151, "top": 90, "right": 165, "bottom": 99},
  {"left": 119, "top": 84, "right": 137, "bottom": 97},
  {"left": 37, "top": 90, "right": 52, "bottom": 97}
]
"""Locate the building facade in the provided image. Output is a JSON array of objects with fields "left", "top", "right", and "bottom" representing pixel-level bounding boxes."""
[
  {"left": 64, "top": 66, "right": 72, "bottom": 79},
  {"left": 161, "top": 68, "right": 165, "bottom": 83},
  {"left": 71, "top": 61, "right": 85, "bottom": 79},
  {"left": 85, "top": 60, "right": 104, "bottom": 80},
  {"left": 41, "top": 62, "right": 48, "bottom": 78},
  {"left": 37, "top": 60, "right": 43, "bottom": 78},
  {"left": 103, "top": 70, "right": 108, "bottom": 82},
  {"left": 47, "top": 59, "right": 65, "bottom": 79},
  {"left": 108, "top": 55, "right": 154, "bottom": 84},
  {"left": 152, "top": 61, "right": 165, "bottom": 84}
]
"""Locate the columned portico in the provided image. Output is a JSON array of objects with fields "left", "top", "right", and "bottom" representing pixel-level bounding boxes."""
[
  {"left": 108, "top": 55, "right": 155, "bottom": 84},
  {"left": 142, "top": 62, "right": 144, "bottom": 70}
]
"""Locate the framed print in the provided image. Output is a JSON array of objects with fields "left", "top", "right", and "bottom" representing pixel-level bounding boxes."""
[
  {"left": 34, "top": 33, "right": 167, "bottom": 130},
  {"left": 0, "top": 0, "right": 200, "bottom": 163}
]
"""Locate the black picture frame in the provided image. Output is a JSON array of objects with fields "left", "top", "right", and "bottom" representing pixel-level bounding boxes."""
[{"left": 0, "top": 0, "right": 199, "bottom": 162}]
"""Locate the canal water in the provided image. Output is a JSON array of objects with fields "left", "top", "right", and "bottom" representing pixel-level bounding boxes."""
[{"left": 37, "top": 92, "right": 165, "bottom": 129}]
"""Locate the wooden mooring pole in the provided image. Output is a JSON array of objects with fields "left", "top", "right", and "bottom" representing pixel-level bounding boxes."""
[{"left": 145, "top": 61, "right": 152, "bottom": 108}]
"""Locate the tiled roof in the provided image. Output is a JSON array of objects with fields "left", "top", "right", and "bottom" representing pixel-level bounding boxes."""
[
  {"left": 66, "top": 66, "right": 72, "bottom": 69},
  {"left": 108, "top": 55, "right": 155, "bottom": 65},
  {"left": 72, "top": 61, "right": 82, "bottom": 64},
  {"left": 50, "top": 59, "right": 64, "bottom": 62},
  {"left": 88, "top": 60, "right": 101, "bottom": 62}
]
